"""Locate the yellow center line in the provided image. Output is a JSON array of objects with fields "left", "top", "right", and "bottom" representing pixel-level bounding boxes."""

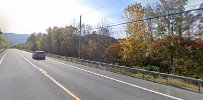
[{"left": 20, "top": 55, "right": 80, "bottom": 100}]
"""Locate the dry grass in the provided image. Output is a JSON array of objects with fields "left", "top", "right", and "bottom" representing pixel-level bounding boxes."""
[
  {"left": 50, "top": 56, "right": 203, "bottom": 93},
  {"left": 104, "top": 66, "right": 202, "bottom": 92}
]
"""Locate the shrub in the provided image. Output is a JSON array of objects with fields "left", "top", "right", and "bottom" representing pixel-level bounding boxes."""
[
  {"left": 149, "top": 35, "right": 203, "bottom": 78},
  {"left": 105, "top": 43, "right": 122, "bottom": 64}
]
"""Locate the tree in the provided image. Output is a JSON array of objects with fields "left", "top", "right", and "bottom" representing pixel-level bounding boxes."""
[
  {"left": 0, "top": 29, "right": 7, "bottom": 48},
  {"left": 121, "top": 3, "right": 148, "bottom": 66},
  {"left": 24, "top": 24, "right": 117, "bottom": 62},
  {"left": 197, "top": 3, "right": 203, "bottom": 36},
  {"left": 105, "top": 43, "right": 122, "bottom": 64},
  {"left": 61, "top": 26, "right": 78, "bottom": 57},
  {"left": 80, "top": 30, "right": 116, "bottom": 62},
  {"left": 155, "top": 0, "right": 192, "bottom": 37},
  {"left": 0, "top": 28, "right": 2, "bottom": 34}
]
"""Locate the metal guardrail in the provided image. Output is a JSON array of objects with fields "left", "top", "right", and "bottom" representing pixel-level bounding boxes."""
[
  {"left": 45, "top": 53, "right": 203, "bottom": 93},
  {"left": 18, "top": 49, "right": 203, "bottom": 93}
]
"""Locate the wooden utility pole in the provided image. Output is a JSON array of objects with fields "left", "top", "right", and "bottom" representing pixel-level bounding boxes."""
[{"left": 78, "top": 15, "right": 82, "bottom": 58}]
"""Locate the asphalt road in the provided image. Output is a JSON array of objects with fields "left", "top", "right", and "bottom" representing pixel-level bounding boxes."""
[{"left": 0, "top": 49, "right": 203, "bottom": 100}]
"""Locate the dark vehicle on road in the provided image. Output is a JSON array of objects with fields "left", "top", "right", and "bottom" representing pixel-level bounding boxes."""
[{"left": 32, "top": 51, "right": 46, "bottom": 60}]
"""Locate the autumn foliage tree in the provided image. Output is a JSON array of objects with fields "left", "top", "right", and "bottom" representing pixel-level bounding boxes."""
[
  {"left": 105, "top": 43, "right": 122, "bottom": 64},
  {"left": 120, "top": 3, "right": 149, "bottom": 66},
  {"left": 149, "top": 35, "right": 203, "bottom": 77},
  {"left": 25, "top": 25, "right": 116, "bottom": 62},
  {"left": 0, "top": 28, "right": 7, "bottom": 48}
]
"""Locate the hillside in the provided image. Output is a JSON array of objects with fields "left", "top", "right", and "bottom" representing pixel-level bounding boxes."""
[{"left": 2, "top": 33, "right": 30, "bottom": 47}]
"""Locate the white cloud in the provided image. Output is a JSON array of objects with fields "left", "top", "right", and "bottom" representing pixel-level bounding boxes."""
[
  {"left": 0, "top": 0, "right": 103, "bottom": 34},
  {"left": 1, "top": 0, "right": 202, "bottom": 34}
]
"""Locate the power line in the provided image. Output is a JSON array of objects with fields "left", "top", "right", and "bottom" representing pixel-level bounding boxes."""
[
  {"left": 89, "top": 7, "right": 203, "bottom": 30},
  {"left": 103, "top": 12, "right": 124, "bottom": 19}
]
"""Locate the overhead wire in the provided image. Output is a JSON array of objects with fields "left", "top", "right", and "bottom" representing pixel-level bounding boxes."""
[{"left": 89, "top": 7, "right": 203, "bottom": 30}]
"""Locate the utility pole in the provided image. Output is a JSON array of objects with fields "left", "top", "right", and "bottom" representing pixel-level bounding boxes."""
[
  {"left": 171, "top": 21, "right": 174, "bottom": 67},
  {"left": 78, "top": 15, "right": 82, "bottom": 58}
]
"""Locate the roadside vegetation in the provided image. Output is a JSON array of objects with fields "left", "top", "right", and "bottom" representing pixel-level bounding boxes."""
[
  {"left": 18, "top": 0, "right": 203, "bottom": 80},
  {"left": 0, "top": 28, "right": 7, "bottom": 48}
]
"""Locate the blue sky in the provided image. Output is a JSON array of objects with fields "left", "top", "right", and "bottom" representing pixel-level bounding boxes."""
[
  {"left": 80, "top": 0, "right": 203, "bottom": 38},
  {"left": 81, "top": 0, "right": 158, "bottom": 24},
  {"left": 0, "top": 0, "right": 202, "bottom": 36}
]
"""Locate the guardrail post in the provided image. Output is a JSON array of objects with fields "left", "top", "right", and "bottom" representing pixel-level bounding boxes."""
[
  {"left": 143, "top": 72, "right": 145, "bottom": 79},
  {"left": 198, "top": 82, "right": 201, "bottom": 93},
  {"left": 89, "top": 61, "right": 92, "bottom": 67},
  {"left": 105, "top": 64, "right": 108, "bottom": 70},
  {"left": 80, "top": 59, "right": 84, "bottom": 65}
]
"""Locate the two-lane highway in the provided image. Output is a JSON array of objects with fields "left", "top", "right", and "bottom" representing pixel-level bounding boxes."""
[
  {"left": 0, "top": 49, "right": 203, "bottom": 100},
  {"left": 0, "top": 49, "right": 75, "bottom": 100}
]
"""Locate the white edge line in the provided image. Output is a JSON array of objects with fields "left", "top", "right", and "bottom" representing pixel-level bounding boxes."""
[
  {"left": 0, "top": 51, "right": 7, "bottom": 64},
  {"left": 48, "top": 58, "right": 183, "bottom": 100},
  {"left": 20, "top": 55, "right": 80, "bottom": 100}
]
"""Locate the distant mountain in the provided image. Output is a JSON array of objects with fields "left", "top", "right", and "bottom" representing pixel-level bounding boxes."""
[{"left": 1, "top": 33, "right": 30, "bottom": 47}]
